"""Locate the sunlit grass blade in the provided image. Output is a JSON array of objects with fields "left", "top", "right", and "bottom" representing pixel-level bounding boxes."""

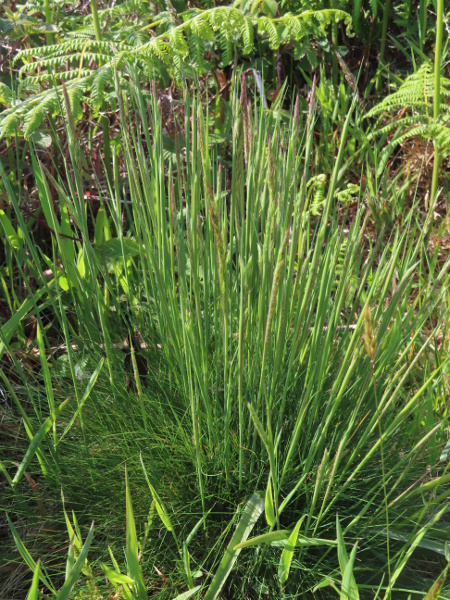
[
  {"left": 203, "top": 492, "right": 264, "bottom": 600},
  {"left": 279, "top": 516, "right": 305, "bottom": 585},
  {"left": 27, "top": 559, "right": 41, "bottom": 600},
  {"left": 56, "top": 521, "right": 94, "bottom": 600},
  {"left": 6, "top": 515, "right": 56, "bottom": 594},
  {"left": 12, "top": 397, "right": 71, "bottom": 486},
  {"left": 335, "top": 515, "right": 359, "bottom": 600},
  {"left": 125, "top": 465, "right": 147, "bottom": 599},
  {"left": 172, "top": 585, "right": 202, "bottom": 600}
]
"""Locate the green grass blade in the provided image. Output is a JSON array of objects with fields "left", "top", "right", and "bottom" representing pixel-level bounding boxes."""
[
  {"left": 12, "top": 397, "right": 71, "bottom": 486},
  {"left": 342, "top": 543, "right": 359, "bottom": 600},
  {"left": 0, "top": 458, "right": 13, "bottom": 486},
  {"left": 27, "top": 559, "right": 41, "bottom": 600},
  {"left": 172, "top": 585, "right": 202, "bottom": 600},
  {"left": 125, "top": 465, "right": 148, "bottom": 599},
  {"left": 203, "top": 492, "right": 264, "bottom": 600},
  {"left": 234, "top": 530, "right": 290, "bottom": 550},
  {"left": 265, "top": 476, "right": 276, "bottom": 527},
  {"left": 101, "top": 564, "right": 135, "bottom": 587},
  {"left": 36, "top": 322, "right": 56, "bottom": 447},
  {"left": 56, "top": 521, "right": 94, "bottom": 600},
  {"left": 140, "top": 453, "right": 174, "bottom": 534},
  {"left": 0, "top": 286, "right": 52, "bottom": 362},
  {"left": 6, "top": 515, "right": 56, "bottom": 594},
  {"left": 58, "top": 357, "right": 104, "bottom": 443},
  {"left": 279, "top": 516, "right": 305, "bottom": 585}
]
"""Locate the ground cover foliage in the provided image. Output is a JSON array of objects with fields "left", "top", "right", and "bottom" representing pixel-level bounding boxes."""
[{"left": 1, "top": 0, "right": 450, "bottom": 598}]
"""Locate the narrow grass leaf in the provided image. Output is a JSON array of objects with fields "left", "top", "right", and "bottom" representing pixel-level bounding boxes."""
[
  {"left": 0, "top": 458, "right": 13, "bottom": 486},
  {"left": 125, "top": 465, "right": 147, "bottom": 599},
  {"left": 12, "top": 398, "right": 71, "bottom": 486},
  {"left": 56, "top": 521, "right": 94, "bottom": 600},
  {"left": 0, "top": 209, "right": 22, "bottom": 250},
  {"left": 341, "top": 543, "right": 359, "bottom": 600},
  {"left": 183, "top": 543, "right": 194, "bottom": 589},
  {"left": 265, "top": 476, "right": 276, "bottom": 527},
  {"left": 203, "top": 492, "right": 264, "bottom": 600},
  {"left": 234, "top": 530, "right": 290, "bottom": 550},
  {"left": 336, "top": 515, "right": 359, "bottom": 600},
  {"left": 247, "top": 403, "right": 269, "bottom": 447},
  {"left": 424, "top": 562, "right": 450, "bottom": 599},
  {"left": 101, "top": 564, "right": 135, "bottom": 586},
  {"left": 65, "top": 536, "right": 75, "bottom": 582},
  {"left": 36, "top": 323, "right": 56, "bottom": 437},
  {"left": 279, "top": 516, "right": 305, "bottom": 585},
  {"left": 27, "top": 559, "right": 41, "bottom": 600},
  {"left": 58, "top": 357, "right": 104, "bottom": 443},
  {"left": 6, "top": 515, "right": 55, "bottom": 594},
  {"left": 172, "top": 585, "right": 202, "bottom": 600},
  {"left": 140, "top": 453, "right": 173, "bottom": 532},
  {"left": 0, "top": 287, "right": 51, "bottom": 361}
]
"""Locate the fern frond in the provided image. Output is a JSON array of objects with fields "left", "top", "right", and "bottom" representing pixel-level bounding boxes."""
[
  {"left": 0, "top": 112, "right": 21, "bottom": 138},
  {"left": 258, "top": 16, "right": 280, "bottom": 49},
  {"left": 23, "top": 91, "right": 58, "bottom": 137},
  {"left": 92, "top": 67, "right": 113, "bottom": 112},
  {"left": 0, "top": 83, "right": 13, "bottom": 106},
  {"left": 242, "top": 18, "right": 254, "bottom": 54}
]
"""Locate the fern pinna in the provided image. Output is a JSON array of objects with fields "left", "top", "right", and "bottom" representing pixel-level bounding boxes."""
[
  {"left": 366, "top": 62, "right": 450, "bottom": 171},
  {"left": 0, "top": 6, "right": 352, "bottom": 139}
]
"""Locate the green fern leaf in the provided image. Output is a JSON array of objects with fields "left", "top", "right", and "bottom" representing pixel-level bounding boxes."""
[
  {"left": 258, "top": 16, "right": 280, "bottom": 49},
  {"left": 242, "top": 18, "right": 254, "bottom": 54},
  {"left": 0, "top": 112, "right": 21, "bottom": 138}
]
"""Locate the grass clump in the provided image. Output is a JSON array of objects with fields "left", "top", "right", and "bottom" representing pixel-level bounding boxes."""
[{"left": 1, "top": 74, "right": 450, "bottom": 599}]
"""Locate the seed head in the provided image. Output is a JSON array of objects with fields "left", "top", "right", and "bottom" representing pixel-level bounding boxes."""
[{"left": 364, "top": 303, "right": 377, "bottom": 362}]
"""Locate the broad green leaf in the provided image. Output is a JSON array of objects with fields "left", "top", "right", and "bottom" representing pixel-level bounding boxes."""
[
  {"left": 265, "top": 476, "right": 276, "bottom": 527},
  {"left": 234, "top": 530, "right": 290, "bottom": 550},
  {"left": 7, "top": 515, "right": 55, "bottom": 594},
  {"left": 56, "top": 522, "right": 94, "bottom": 600},
  {"left": 125, "top": 465, "right": 147, "bottom": 599},
  {"left": 279, "top": 516, "right": 305, "bottom": 585},
  {"left": 203, "top": 492, "right": 265, "bottom": 600},
  {"left": 172, "top": 585, "right": 202, "bottom": 600},
  {"left": 12, "top": 398, "right": 71, "bottom": 486}
]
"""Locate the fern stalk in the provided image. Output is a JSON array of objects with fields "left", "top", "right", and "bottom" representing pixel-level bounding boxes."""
[
  {"left": 90, "top": 0, "right": 103, "bottom": 43},
  {"left": 376, "top": 0, "right": 391, "bottom": 93},
  {"left": 330, "top": 0, "right": 339, "bottom": 88},
  {"left": 431, "top": 0, "right": 444, "bottom": 203},
  {"left": 43, "top": 0, "right": 54, "bottom": 45}
]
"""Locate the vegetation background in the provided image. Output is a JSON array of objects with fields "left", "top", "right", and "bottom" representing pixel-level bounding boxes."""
[{"left": 1, "top": 0, "right": 450, "bottom": 598}]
